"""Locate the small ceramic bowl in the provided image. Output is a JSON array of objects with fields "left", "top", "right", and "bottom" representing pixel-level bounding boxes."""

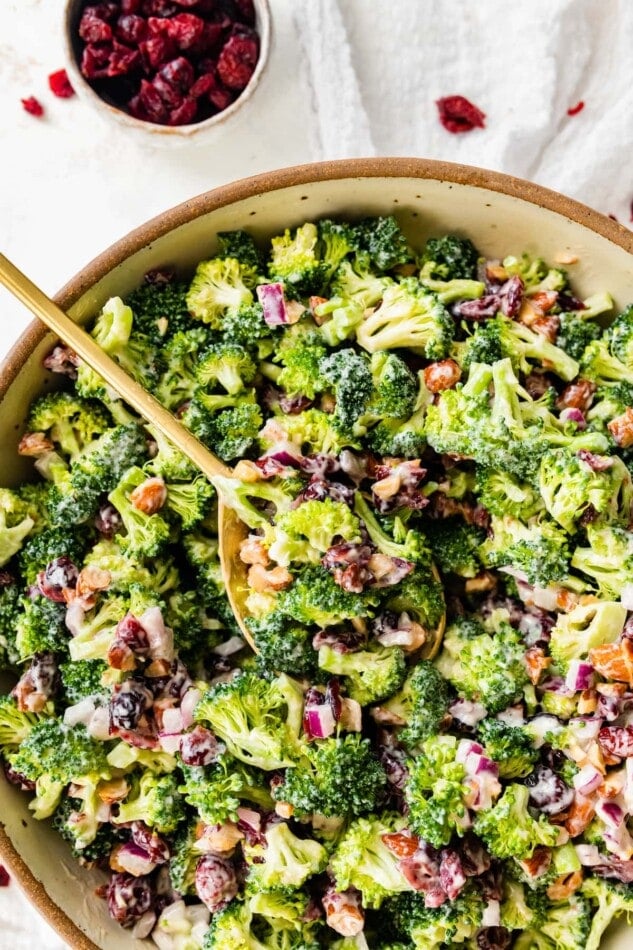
[
  {"left": 1, "top": 159, "right": 633, "bottom": 948},
  {"left": 62, "top": 0, "right": 271, "bottom": 146}
]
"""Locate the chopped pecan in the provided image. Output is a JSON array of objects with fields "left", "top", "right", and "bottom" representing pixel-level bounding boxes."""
[
  {"left": 608, "top": 408, "right": 633, "bottom": 448},
  {"left": 565, "top": 795, "right": 595, "bottom": 836},
  {"left": 17, "top": 431, "right": 54, "bottom": 456},
  {"left": 556, "top": 379, "right": 596, "bottom": 412},
  {"left": 524, "top": 646, "right": 551, "bottom": 685},
  {"left": 381, "top": 831, "right": 420, "bottom": 858},
  {"left": 423, "top": 358, "right": 462, "bottom": 393},
  {"left": 131, "top": 476, "right": 167, "bottom": 514},
  {"left": 546, "top": 869, "right": 583, "bottom": 901},
  {"left": 532, "top": 315, "right": 560, "bottom": 342},
  {"left": 239, "top": 536, "right": 270, "bottom": 567},
  {"left": 247, "top": 564, "right": 293, "bottom": 593}
]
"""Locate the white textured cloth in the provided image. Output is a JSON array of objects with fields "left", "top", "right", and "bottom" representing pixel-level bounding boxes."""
[{"left": 0, "top": 0, "right": 632, "bottom": 946}]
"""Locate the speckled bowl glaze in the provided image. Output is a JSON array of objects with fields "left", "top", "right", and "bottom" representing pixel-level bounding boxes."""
[
  {"left": 1, "top": 159, "right": 633, "bottom": 948},
  {"left": 62, "top": 0, "right": 271, "bottom": 146}
]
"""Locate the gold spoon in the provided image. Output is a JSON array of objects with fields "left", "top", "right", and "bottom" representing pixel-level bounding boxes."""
[{"left": 0, "top": 254, "right": 445, "bottom": 660}]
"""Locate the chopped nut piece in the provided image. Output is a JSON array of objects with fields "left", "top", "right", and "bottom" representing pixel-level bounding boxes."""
[
  {"left": 130, "top": 476, "right": 167, "bottom": 514},
  {"left": 320, "top": 393, "right": 336, "bottom": 414},
  {"left": 464, "top": 571, "right": 496, "bottom": 593},
  {"left": 577, "top": 689, "right": 598, "bottom": 715},
  {"left": 239, "top": 536, "right": 270, "bottom": 566},
  {"left": 17, "top": 432, "right": 54, "bottom": 456},
  {"left": 274, "top": 801, "right": 294, "bottom": 819},
  {"left": 423, "top": 358, "right": 462, "bottom": 393},
  {"left": 589, "top": 639, "right": 633, "bottom": 686},
  {"left": 524, "top": 646, "right": 551, "bottom": 685},
  {"left": 608, "top": 408, "right": 633, "bottom": 448},
  {"left": 546, "top": 869, "right": 583, "bottom": 901},
  {"left": 565, "top": 795, "right": 595, "bottom": 836},
  {"left": 98, "top": 777, "right": 129, "bottom": 804},
  {"left": 553, "top": 252, "right": 579, "bottom": 265},
  {"left": 76, "top": 565, "right": 111, "bottom": 598},
  {"left": 247, "top": 564, "right": 293, "bottom": 593},
  {"left": 197, "top": 821, "right": 244, "bottom": 854},
  {"left": 233, "top": 459, "right": 264, "bottom": 482}
]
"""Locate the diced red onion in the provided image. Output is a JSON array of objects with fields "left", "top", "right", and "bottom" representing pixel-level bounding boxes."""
[
  {"left": 65, "top": 599, "right": 87, "bottom": 636},
  {"left": 115, "top": 842, "right": 157, "bottom": 877},
  {"left": 541, "top": 676, "right": 575, "bottom": 696},
  {"left": 140, "top": 607, "right": 174, "bottom": 662},
  {"left": 532, "top": 586, "right": 560, "bottom": 611},
  {"left": 63, "top": 698, "right": 97, "bottom": 728},
  {"left": 481, "top": 899, "right": 501, "bottom": 928},
  {"left": 603, "top": 822, "right": 633, "bottom": 860},
  {"left": 161, "top": 707, "right": 184, "bottom": 734},
  {"left": 304, "top": 704, "right": 337, "bottom": 740},
  {"left": 575, "top": 843, "right": 603, "bottom": 866},
  {"left": 573, "top": 764, "right": 604, "bottom": 796},
  {"left": 565, "top": 660, "right": 594, "bottom": 693},
  {"left": 180, "top": 688, "right": 202, "bottom": 730},
  {"left": 88, "top": 705, "right": 111, "bottom": 741},
  {"left": 560, "top": 407, "right": 586, "bottom": 429},
  {"left": 449, "top": 699, "right": 487, "bottom": 727},
  {"left": 621, "top": 585, "right": 633, "bottom": 611},
  {"left": 456, "top": 740, "right": 484, "bottom": 764},
  {"left": 211, "top": 636, "right": 245, "bottom": 657},
  {"left": 596, "top": 799, "right": 625, "bottom": 829},
  {"left": 496, "top": 705, "right": 526, "bottom": 726},
  {"left": 257, "top": 283, "right": 290, "bottom": 326}
]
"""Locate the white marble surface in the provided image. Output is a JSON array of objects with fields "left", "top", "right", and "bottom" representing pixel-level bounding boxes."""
[{"left": 0, "top": 0, "right": 632, "bottom": 946}]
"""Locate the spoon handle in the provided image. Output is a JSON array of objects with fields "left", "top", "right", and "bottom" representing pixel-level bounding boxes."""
[{"left": 0, "top": 253, "right": 231, "bottom": 481}]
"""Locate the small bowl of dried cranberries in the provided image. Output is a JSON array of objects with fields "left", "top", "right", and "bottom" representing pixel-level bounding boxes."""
[{"left": 63, "top": 0, "right": 270, "bottom": 143}]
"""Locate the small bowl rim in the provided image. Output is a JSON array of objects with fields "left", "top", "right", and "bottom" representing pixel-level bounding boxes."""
[
  {"left": 1, "top": 156, "right": 633, "bottom": 949},
  {"left": 62, "top": 0, "right": 272, "bottom": 139}
]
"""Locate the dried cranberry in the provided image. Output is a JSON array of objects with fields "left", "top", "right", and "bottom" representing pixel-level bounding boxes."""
[
  {"left": 525, "top": 766, "right": 574, "bottom": 815},
  {"left": 0, "top": 866, "right": 9, "bottom": 887},
  {"left": 117, "top": 614, "right": 149, "bottom": 652},
  {"left": 3, "top": 763, "right": 36, "bottom": 791},
  {"left": 95, "top": 503, "right": 123, "bottom": 537},
  {"left": 141, "top": 35, "right": 176, "bottom": 70},
  {"left": 325, "top": 678, "right": 342, "bottom": 721},
  {"left": 159, "top": 56, "right": 195, "bottom": 90},
  {"left": 199, "top": 21, "right": 226, "bottom": 52},
  {"left": 312, "top": 628, "right": 365, "bottom": 654},
  {"left": 116, "top": 14, "right": 148, "bottom": 44},
  {"left": 439, "top": 849, "right": 466, "bottom": 900},
  {"left": 48, "top": 69, "right": 75, "bottom": 98},
  {"left": 453, "top": 295, "right": 501, "bottom": 319},
  {"left": 436, "top": 95, "right": 486, "bottom": 134},
  {"left": 499, "top": 275, "right": 524, "bottom": 318},
  {"left": 153, "top": 74, "right": 184, "bottom": 107},
  {"left": 379, "top": 747, "right": 409, "bottom": 790},
  {"left": 79, "top": 12, "right": 113, "bottom": 43},
  {"left": 37, "top": 556, "right": 78, "bottom": 601},
  {"left": 208, "top": 83, "right": 233, "bottom": 111},
  {"left": 195, "top": 854, "right": 238, "bottom": 912},
  {"left": 109, "top": 680, "right": 151, "bottom": 731},
  {"left": 189, "top": 72, "right": 217, "bottom": 98},
  {"left": 81, "top": 44, "right": 112, "bottom": 80},
  {"left": 216, "top": 30, "right": 258, "bottom": 90},
  {"left": 167, "top": 12, "right": 206, "bottom": 49},
  {"left": 21, "top": 96, "right": 44, "bottom": 117},
  {"left": 180, "top": 724, "right": 222, "bottom": 765},
  {"left": 599, "top": 725, "right": 633, "bottom": 758},
  {"left": 0, "top": 571, "right": 14, "bottom": 588},
  {"left": 43, "top": 344, "right": 80, "bottom": 376},
  {"left": 106, "top": 873, "right": 153, "bottom": 926},
  {"left": 567, "top": 101, "right": 585, "bottom": 117},
  {"left": 108, "top": 41, "right": 142, "bottom": 76},
  {"left": 121, "top": 0, "right": 143, "bottom": 11},
  {"left": 27, "top": 652, "right": 59, "bottom": 697},
  {"left": 144, "top": 0, "right": 179, "bottom": 13},
  {"left": 130, "top": 822, "right": 170, "bottom": 863}
]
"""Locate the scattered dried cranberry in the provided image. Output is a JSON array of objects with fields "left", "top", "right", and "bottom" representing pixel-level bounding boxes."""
[
  {"left": 217, "top": 29, "right": 259, "bottom": 90},
  {"left": 0, "top": 866, "right": 9, "bottom": 887},
  {"left": 567, "top": 100, "right": 585, "bottom": 116},
  {"left": 436, "top": 95, "right": 486, "bottom": 134},
  {"left": 21, "top": 96, "right": 44, "bottom": 117},
  {"left": 48, "top": 69, "right": 75, "bottom": 98}
]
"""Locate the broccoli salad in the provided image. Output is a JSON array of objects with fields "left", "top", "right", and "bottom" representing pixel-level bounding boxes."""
[{"left": 2, "top": 216, "right": 633, "bottom": 949}]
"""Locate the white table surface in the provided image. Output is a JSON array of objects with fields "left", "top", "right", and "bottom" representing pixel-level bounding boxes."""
[{"left": 0, "top": 0, "right": 632, "bottom": 945}]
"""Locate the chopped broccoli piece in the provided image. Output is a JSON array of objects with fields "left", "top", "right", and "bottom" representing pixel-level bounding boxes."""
[
  {"left": 503, "top": 253, "right": 567, "bottom": 292},
  {"left": 0, "top": 488, "right": 37, "bottom": 568},
  {"left": 571, "top": 524, "right": 633, "bottom": 599},
  {"left": 125, "top": 277, "right": 192, "bottom": 343},
  {"left": 113, "top": 771, "right": 185, "bottom": 834},
  {"left": 278, "top": 565, "right": 380, "bottom": 629},
  {"left": 435, "top": 620, "right": 529, "bottom": 713},
  {"left": 196, "top": 343, "right": 258, "bottom": 395},
  {"left": 276, "top": 497, "right": 361, "bottom": 559},
  {"left": 259, "top": 408, "right": 356, "bottom": 457},
  {"left": 330, "top": 814, "right": 413, "bottom": 908},
  {"left": 392, "top": 889, "right": 483, "bottom": 947},
  {"left": 581, "top": 338, "right": 633, "bottom": 387},
  {"left": 365, "top": 351, "right": 419, "bottom": 420},
  {"left": 15, "top": 595, "right": 69, "bottom": 659},
  {"left": 605, "top": 303, "right": 633, "bottom": 368},
  {"left": 473, "top": 783, "right": 558, "bottom": 858},
  {"left": 0, "top": 579, "right": 21, "bottom": 670},
  {"left": 273, "top": 734, "right": 387, "bottom": 818},
  {"left": 423, "top": 234, "right": 480, "bottom": 280},
  {"left": 273, "top": 323, "right": 329, "bottom": 399},
  {"left": 180, "top": 755, "right": 272, "bottom": 825},
  {"left": 476, "top": 467, "right": 544, "bottom": 521},
  {"left": 212, "top": 475, "right": 293, "bottom": 533},
  {"left": 59, "top": 659, "right": 109, "bottom": 704},
  {"left": 354, "top": 494, "right": 431, "bottom": 565},
  {"left": 353, "top": 216, "right": 413, "bottom": 271},
  {"left": 187, "top": 256, "right": 254, "bottom": 326},
  {"left": 356, "top": 278, "right": 453, "bottom": 359},
  {"left": 27, "top": 392, "right": 111, "bottom": 461},
  {"left": 163, "top": 476, "right": 214, "bottom": 530},
  {"left": 385, "top": 568, "right": 446, "bottom": 634},
  {"left": 53, "top": 795, "right": 118, "bottom": 864},
  {"left": 549, "top": 600, "right": 626, "bottom": 672},
  {"left": 539, "top": 448, "right": 632, "bottom": 532},
  {"left": 268, "top": 222, "right": 330, "bottom": 295},
  {"left": 330, "top": 255, "right": 395, "bottom": 310},
  {"left": 184, "top": 391, "right": 263, "bottom": 462},
  {"left": 245, "top": 610, "right": 315, "bottom": 678},
  {"left": 557, "top": 311, "right": 602, "bottom": 360},
  {"left": 582, "top": 877, "right": 633, "bottom": 950},
  {"left": 217, "top": 228, "right": 263, "bottom": 277},
  {"left": 424, "top": 517, "right": 485, "bottom": 578},
  {"left": 477, "top": 717, "right": 539, "bottom": 779},
  {"left": 8, "top": 718, "right": 110, "bottom": 785},
  {"left": 540, "top": 893, "right": 593, "bottom": 949},
  {"left": 0, "top": 695, "right": 48, "bottom": 754},
  {"left": 155, "top": 326, "right": 212, "bottom": 410},
  {"left": 107, "top": 466, "right": 171, "bottom": 558},
  {"left": 377, "top": 662, "right": 450, "bottom": 749},
  {"left": 245, "top": 820, "right": 327, "bottom": 890},
  {"left": 319, "top": 348, "right": 374, "bottom": 433},
  {"left": 404, "top": 735, "right": 471, "bottom": 847},
  {"left": 220, "top": 302, "right": 276, "bottom": 349},
  {"left": 479, "top": 513, "right": 571, "bottom": 587},
  {"left": 76, "top": 296, "right": 159, "bottom": 395},
  {"left": 318, "top": 642, "right": 406, "bottom": 706},
  {"left": 194, "top": 671, "right": 304, "bottom": 770}
]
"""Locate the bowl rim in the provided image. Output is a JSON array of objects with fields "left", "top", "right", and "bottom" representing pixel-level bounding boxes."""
[
  {"left": 62, "top": 0, "right": 272, "bottom": 139},
  {"left": 1, "top": 156, "right": 632, "bottom": 948}
]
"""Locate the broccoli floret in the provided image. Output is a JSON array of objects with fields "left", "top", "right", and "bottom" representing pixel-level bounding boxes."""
[
  {"left": 424, "top": 517, "right": 485, "bottom": 579},
  {"left": 581, "top": 337, "right": 632, "bottom": 387},
  {"left": 220, "top": 302, "right": 275, "bottom": 349},
  {"left": 539, "top": 448, "right": 632, "bottom": 532},
  {"left": 353, "top": 494, "right": 431, "bottom": 566},
  {"left": 83, "top": 537, "right": 179, "bottom": 596},
  {"left": 274, "top": 734, "right": 387, "bottom": 819},
  {"left": 376, "top": 662, "right": 450, "bottom": 749},
  {"left": 477, "top": 717, "right": 539, "bottom": 779},
  {"left": 479, "top": 514, "right": 571, "bottom": 586},
  {"left": 557, "top": 311, "right": 602, "bottom": 360},
  {"left": 353, "top": 216, "right": 413, "bottom": 271},
  {"left": 184, "top": 391, "right": 263, "bottom": 462},
  {"left": 245, "top": 610, "right": 315, "bottom": 678},
  {"left": 187, "top": 256, "right": 254, "bottom": 326},
  {"left": 473, "top": 784, "right": 558, "bottom": 859},
  {"left": 476, "top": 467, "right": 544, "bottom": 521},
  {"left": 571, "top": 524, "right": 633, "bottom": 598},
  {"left": 364, "top": 351, "right": 418, "bottom": 420},
  {"left": 107, "top": 466, "right": 171, "bottom": 558},
  {"left": 540, "top": 893, "right": 593, "bottom": 949},
  {"left": 15, "top": 595, "right": 68, "bottom": 659},
  {"left": 549, "top": 600, "right": 626, "bottom": 672},
  {"left": 113, "top": 771, "right": 185, "bottom": 834},
  {"left": 500, "top": 880, "right": 548, "bottom": 932},
  {"left": 59, "top": 659, "right": 108, "bottom": 704},
  {"left": 0, "top": 579, "right": 21, "bottom": 670},
  {"left": 212, "top": 475, "right": 293, "bottom": 533},
  {"left": 582, "top": 877, "right": 633, "bottom": 950},
  {"left": 356, "top": 278, "right": 453, "bottom": 359},
  {"left": 278, "top": 565, "right": 380, "bottom": 629},
  {"left": 319, "top": 348, "right": 374, "bottom": 433},
  {"left": 196, "top": 342, "right": 258, "bottom": 395},
  {"left": 330, "top": 256, "right": 395, "bottom": 310},
  {"left": 330, "top": 814, "right": 412, "bottom": 908},
  {"left": 418, "top": 261, "right": 485, "bottom": 304},
  {"left": 404, "top": 735, "right": 471, "bottom": 847},
  {"left": 268, "top": 222, "right": 331, "bottom": 295},
  {"left": 76, "top": 296, "right": 158, "bottom": 395},
  {"left": 0, "top": 694, "right": 47, "bottom": 754},
  {"left": 435, "top": 620, "right": 529, "bottom": 714},
  {"left": 53, "top": 795, "right": 118, "bottom": 864},
  {"left": 365, "top": 403, "right": 428, "bottom": 459},
  {"left": 273, "top": 323, "right": 329, "bottom": 400},
  {"left": 245, "top": 820, "right": 328, "bottom": 890},
  {"left": 0, "top": 487, "right": 37, "bottom": 567},
  {"left": 318, "top": 643, "right": 406, "bottom": 706},
  {"left": 423, "top": 234, "right": 480, "bottom": 280},
  {"left": 503, "top": 253, "right": 567, "bottom": 292},
  {"left": 203, "top": 901, "right": 266, "bottom": 950},
  {"left": 194, "top": 671, "right": 304, "bottom": 770},
  {"left": 258, "top": 408, "right": 356, "bottom": 457},
  {"left": 275, "top": 497, "right": 361, "bottom": 560},
  {"left": 459, "top": 314, "right": 579, "bottom": 381},
  {"left": 125, "top": 277, "right": 192, "bottom": 343},
  {"left": 155, "top": 326, "right": 212, "bottom": 410},
  {"left": 180, "top": 754, "right": 272, "bottom": 825},
  {"left": 587, "top": 381, "right": 633, "bottom": 434},
  {"left": 605, "top": 303, "right": 633, "bottom": 367},
  {"left": 8, "top": 718, "right": 109, "bottom": 785},
  {"left": 217, "top": 228, "right": 263, "bottom": 277},
  {"left": 385, "top": 568, "right": 446, "bottom": 635},
  {"left": 27, "top": 392, "right": 111, "bottom": 460},
  {"left": 163, "top": 476, "right": 214, "bottom": 530},
  {"left": 66, "top": 594, "right": 128, "bottom": 663},
  {"left": 205, "top": 895, "right": 321, "bottom": 950},
  {"left": 392, "top": 889, "right": 483, "bottom": 947}
]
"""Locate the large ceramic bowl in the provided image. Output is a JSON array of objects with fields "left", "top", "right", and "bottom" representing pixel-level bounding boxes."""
[{"left": 1, "top": 159, "right": 633, "bottom": 948}]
